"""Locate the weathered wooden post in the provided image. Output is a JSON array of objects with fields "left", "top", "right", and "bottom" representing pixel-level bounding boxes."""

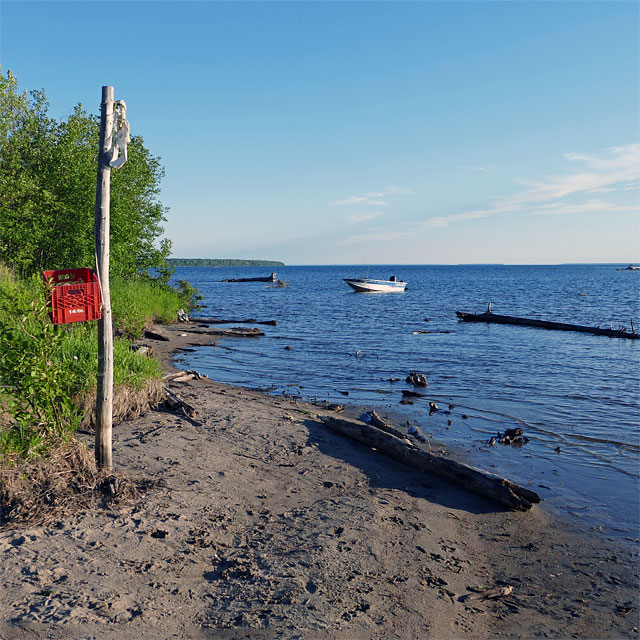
[
  {"left": 94, "top": 86, "right": 114, "bottom": 469},
  {"left": 94, "top": 86, "right": 130, "bottom": 469}
]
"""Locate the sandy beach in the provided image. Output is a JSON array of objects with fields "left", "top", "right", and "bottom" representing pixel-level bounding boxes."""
[{"left": 1, "top": 322, "right": 638, "bottom": 639}]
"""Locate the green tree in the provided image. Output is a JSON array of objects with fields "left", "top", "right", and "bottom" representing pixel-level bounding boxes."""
[
  {"left": 110, "top": 135, "right": 172, "bottom": 278},
  {"left": 0, "top": 71, "right": 57, "bottom": 276},
  {"left": 0, "top": 68, "right": 172, "bottom": 279}
]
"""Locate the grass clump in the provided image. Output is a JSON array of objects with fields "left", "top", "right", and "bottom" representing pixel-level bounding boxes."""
[
  {"left": 57, "top": 323, "right": 162, "bottom": 392},
  {"left": 0, "top": 437, "right": 143, "bottom": 528},
  {"left": 112, "top": 275, "right": 201, "bottom": 339}
]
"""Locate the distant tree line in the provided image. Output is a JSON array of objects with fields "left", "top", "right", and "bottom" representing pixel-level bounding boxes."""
[
  {"left": 0, "top": 68, "right": 171, "bottom": 279},
  {"left": 166, "top": 259, "right": 285, "bottom": 267}
]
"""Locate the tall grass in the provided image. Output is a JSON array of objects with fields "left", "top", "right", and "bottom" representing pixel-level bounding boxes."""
[
  {"left": 111, "top": 275, "right": 194, "bottom": 338},
  {"left": 0, "top": 267, "right": 195, "bottom": 460},
  {"left": 56, "top": 323, "right": 163, "bottom": 391}
]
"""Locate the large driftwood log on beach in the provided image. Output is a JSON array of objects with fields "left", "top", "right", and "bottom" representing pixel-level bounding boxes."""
[
  {"left": 367, "top": 410, "right": 411, "bottom": 440},
  {"left": 321, "top": 414, "right": 540, "bottom": 511}
]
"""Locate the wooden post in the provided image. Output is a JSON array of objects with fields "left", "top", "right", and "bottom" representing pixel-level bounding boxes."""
[{"left": 95, "top": 86, "right": 114, "bottom": 470}]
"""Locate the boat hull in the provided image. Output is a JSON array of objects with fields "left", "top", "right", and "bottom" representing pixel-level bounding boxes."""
[{"left": 343, "top": 278, "right": 407, "bottom": 292}]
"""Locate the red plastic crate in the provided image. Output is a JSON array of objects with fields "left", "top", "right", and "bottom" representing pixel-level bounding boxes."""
[{"left": 42, "top": 268, "right": 102, "bottom": 325}]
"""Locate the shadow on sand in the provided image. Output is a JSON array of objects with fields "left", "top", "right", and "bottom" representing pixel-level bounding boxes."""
[{"left": 303, "top": 417, "right": 507, "bottom": 516}]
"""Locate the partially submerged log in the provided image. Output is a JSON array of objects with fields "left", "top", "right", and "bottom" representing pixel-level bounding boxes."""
[
  {"left": 221, "top": 273, "right": 276, "bottom": 283},
  {"left": 181, "top": 327, "right": 265, "bottom": 338},
  {"left": 194, "top": 317, "right": 277, "bottom": 326},
  {"left": 456, "top": 309, "right": 639, "bottom": 340},
  {"left": 402, "top": 389, "right": 426, "bottom": 398},
  {"left": 321, "top": 414, "right": 540, "bottom": 510}
]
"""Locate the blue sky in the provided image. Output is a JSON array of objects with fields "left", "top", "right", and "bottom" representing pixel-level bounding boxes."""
[{"left": 1, "top": 0, "right": 638, "bottom": 264}]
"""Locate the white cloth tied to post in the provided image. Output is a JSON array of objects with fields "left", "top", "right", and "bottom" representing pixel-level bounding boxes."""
[{"left": 109, "top": 100, "right": 131, "bottom": 169}]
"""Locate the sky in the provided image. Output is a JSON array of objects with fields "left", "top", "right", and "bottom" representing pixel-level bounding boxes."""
[{"left": 1, "top": 0, "right": 639, "bottom": 265}]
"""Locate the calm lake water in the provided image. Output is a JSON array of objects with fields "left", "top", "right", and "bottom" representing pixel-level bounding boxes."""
[{"left": 170, "top": 264, "right": 640, "bottom": 541}]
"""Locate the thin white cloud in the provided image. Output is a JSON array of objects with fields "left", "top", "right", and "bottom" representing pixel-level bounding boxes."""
[
  {"left": 348, "top": 211, "right": 384, "bottom": 224},
  {"left": 336, "top": 226, "right": 413, "bottom": 246},
  {"left": 422, "top": 144, "right": 640, "bottom": 229},
  {"left": 530, "top": 199, "right": 638, "bottom": 216},
  {"left": 422, "top": 211, "right": 489, "bottom": 229},
  {"left": 329, "top": 186, "right": 412, "bottom": 207},
  {"left": 329, "top": 195, "right": 388, "bottom": 206},
  {"left": 511, "top": 144, "right": 638, "bottom": 203},
  {"left": 564, "top": 145, "right": 638, "bottom": 172},
  {"left": 384, "top": 186, "right": 413, "bottom": 194},
  {"left": 458, "top": 164, "right": 496, "bottom": 173}
]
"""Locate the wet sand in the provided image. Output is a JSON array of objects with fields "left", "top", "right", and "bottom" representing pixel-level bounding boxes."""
[{"left": 1, "top": 323, "right": 638, "bottom": 639}]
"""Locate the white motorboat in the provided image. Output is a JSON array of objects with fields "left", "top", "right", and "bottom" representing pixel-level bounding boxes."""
[{"left": 343, "top": 276, "right": 407, "bottom": 292}]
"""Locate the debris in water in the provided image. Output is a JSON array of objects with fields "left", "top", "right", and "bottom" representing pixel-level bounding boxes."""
[{"left": 406, "top": 371, "right": 428, "bottom": 387}]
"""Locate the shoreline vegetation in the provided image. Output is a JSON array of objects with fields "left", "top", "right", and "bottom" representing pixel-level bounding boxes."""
[
  {"left": 0, "top": 266, "right": 197, "bottom": 462},
  {"left": 166, "top": 259, "right": 285, "bottom": 267}
]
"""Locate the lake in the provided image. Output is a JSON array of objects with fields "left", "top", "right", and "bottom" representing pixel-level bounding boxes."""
[{"left": 170, "top": 264, "right": 640, "bottom": 542}]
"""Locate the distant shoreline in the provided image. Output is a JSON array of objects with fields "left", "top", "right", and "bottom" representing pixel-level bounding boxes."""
[
  {"left": 169, "top": 261, "right": 639, "bottom": 268},
  {"left": 166, "top": 258, "right": 284, "bottom": 267}
]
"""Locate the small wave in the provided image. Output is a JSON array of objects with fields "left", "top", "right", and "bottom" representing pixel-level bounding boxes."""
[{"left": 563, "top": 432, "right": 640, "bottom": 452}]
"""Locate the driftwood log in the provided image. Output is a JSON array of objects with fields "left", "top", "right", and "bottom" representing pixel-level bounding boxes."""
[
  {"left": 367, "top": 410, "right": 412, "bottom": 440},
  {"left": 163, "top": 369, "right": 208, "bottom": 383},
  {"left": 321, "top": 414, "right": 540, "bottom": 511},
  {"left": 163, "top": 386, "right": 196, "bottom": 417},
  {"left": 456, "top": 310, "right": 639, "bottom": 340},
  {"left": 459, "top": 586, "right": 514, "bottom": 602},
  {"left": 220, "top": 273, "right": 276, "bottom": 283},
  {"left": 402, "top": 389, "right": 426, "bottom": 398},
  {"left": 181, "top": 327, "right": 265, "bottom": 338},
  {"left": 194, "top": 317, "right": 277, "bottom": 326},
  {"left": 144, "top": 328, "right": 171, "bottom": 342}
]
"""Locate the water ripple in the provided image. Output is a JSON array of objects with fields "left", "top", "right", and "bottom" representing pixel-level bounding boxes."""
[{"left": 175, "top": 264, "right": 640, "bottom": 540}]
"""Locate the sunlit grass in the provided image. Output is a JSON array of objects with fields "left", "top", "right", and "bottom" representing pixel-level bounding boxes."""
[
  {"left": 0, "top": 268, "right": 194, "bottom": 459},
  {"left": 111, "top": 275, "right": 191, "bottom": 338}
]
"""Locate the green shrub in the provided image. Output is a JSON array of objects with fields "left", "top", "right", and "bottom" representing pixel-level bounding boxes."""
[{"left": 0, "top": 271, "right": 81, "bottom": 458}]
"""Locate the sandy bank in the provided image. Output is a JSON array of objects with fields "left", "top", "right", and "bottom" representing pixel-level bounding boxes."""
[{"left": 1, "top": 322, "right": 638, "bottom": 639}]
